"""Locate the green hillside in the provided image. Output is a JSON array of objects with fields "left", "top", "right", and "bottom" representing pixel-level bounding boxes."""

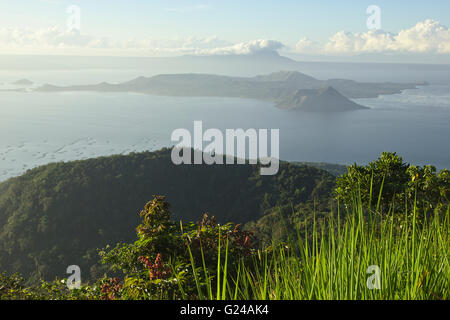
[{"left": 0, "top": 148, "right": 335, "bottom": 282}]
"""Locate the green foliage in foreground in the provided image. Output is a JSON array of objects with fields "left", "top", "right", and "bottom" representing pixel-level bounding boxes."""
[
  {"left": 335, "top": 152, "right": 449, "bottom": 214},
  {"left": 0, "top": 148, "right": 335, "bottom": 282},
  {"left": 1, "top": 193, "right": 448, "bottom": 300},
  {"left": 248, "top": 152, "right": 449, "bottom": 244},
  {"left": 0, "top": 152, "right": 448, "bottom": 300}
]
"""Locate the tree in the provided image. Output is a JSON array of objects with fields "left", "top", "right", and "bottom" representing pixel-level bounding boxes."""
[
  {"left": 98, "top": 196, "right": 258, "bottom": 299},
  {"left": 335, "top": 152, "right": 449, "bottom": 216}
]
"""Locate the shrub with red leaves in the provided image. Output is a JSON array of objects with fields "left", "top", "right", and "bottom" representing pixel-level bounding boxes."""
[
  {"left": 100, "top": 277, "right": 122, "bottom": 300},
  {"left": 139, "top": 254, "right": 171, "bottom": 281}
]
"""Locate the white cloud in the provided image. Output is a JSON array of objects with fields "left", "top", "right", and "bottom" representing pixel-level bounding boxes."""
[
  {"left": 294, "top": 37, "right": 320, "bottom": 54},
  {"left": 194, "top": 39, "right": 285, "bottom": 55},
  {"left": 144, "top": 36, "right": 233, "bottom": 53},
  {"left": 0, "top": 27, "right": 113, "bottom": 50},
  {"left": 0, "top": 27, "right": 284, "bottom": 56},
  {"left": 394, "top": 20, "right": 450, "bottom": 53},
  {"left": 3, "top": 19, "right": 448, "bottom": 58},
  {"left": 293, "top": 20, "right": 450, "bottom": 55}
]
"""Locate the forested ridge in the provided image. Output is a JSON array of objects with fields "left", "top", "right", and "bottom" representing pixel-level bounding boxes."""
[
  {"left": 0, "top": 148, "right": 335, "bottom": 282},
  {"left": 0, "top": 150, "right": 448, "bottom": 300}
]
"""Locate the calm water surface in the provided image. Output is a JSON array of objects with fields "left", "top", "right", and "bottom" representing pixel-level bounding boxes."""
[{"left": 1, "top": 71, "right": 449, "bottom": 182}]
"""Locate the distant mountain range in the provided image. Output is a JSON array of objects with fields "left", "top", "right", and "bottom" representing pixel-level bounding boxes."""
[
  {"left": 11, "top": 79, "right": 33, "bottom": 86},
  {"left": 36, "top": 70, "right": 425, "bottom": 112}
]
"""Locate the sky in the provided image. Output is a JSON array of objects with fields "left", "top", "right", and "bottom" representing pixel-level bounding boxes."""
[{"left": 1, "top": 0, "right": 450, "bottom": 62}]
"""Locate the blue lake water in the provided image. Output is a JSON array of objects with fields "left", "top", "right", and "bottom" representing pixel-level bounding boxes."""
[{"left": 1, "top": 72, "right": 450, "bottom": 182}]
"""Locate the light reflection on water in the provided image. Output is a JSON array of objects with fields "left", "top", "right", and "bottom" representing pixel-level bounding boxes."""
[{"left": 0, "top": 83, "right": 449, "bottom": 182}]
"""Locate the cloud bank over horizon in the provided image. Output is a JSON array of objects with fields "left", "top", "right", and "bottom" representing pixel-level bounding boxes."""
[
  {"left": 321, "top": 20, "right": 450, "bottom": 55},
  {"left": 0, "top": 20, "right": 449, "bottom": 61},
  {"left": 0, "top": 27, "right": 283, "bottom": 57}
]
